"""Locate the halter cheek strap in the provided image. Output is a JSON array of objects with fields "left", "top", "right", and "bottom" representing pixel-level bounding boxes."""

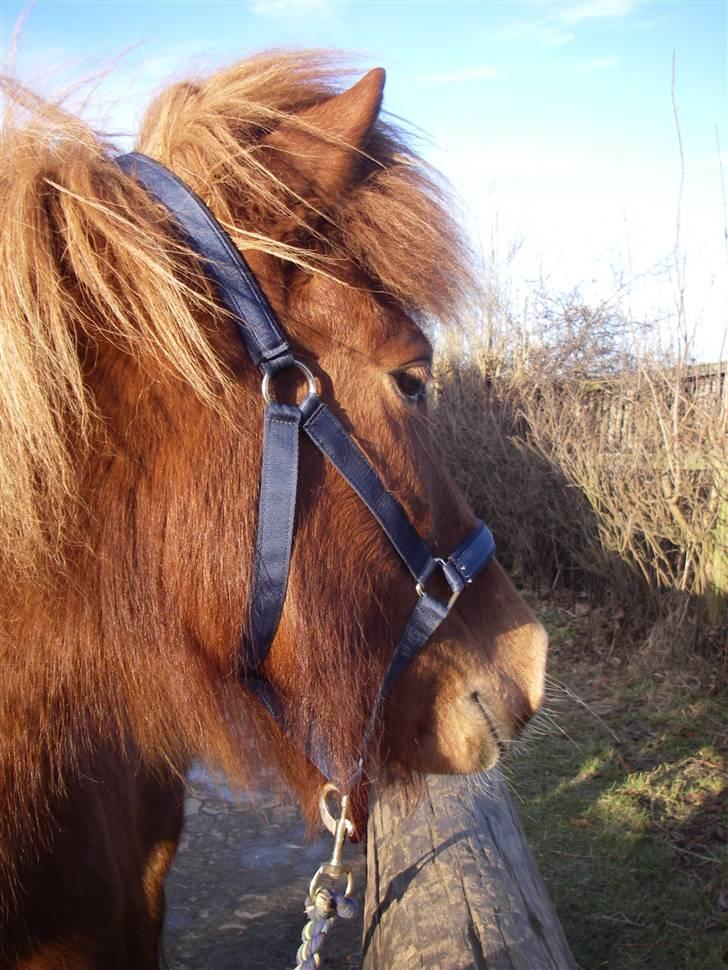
[{"left": 116, "top": 152, "right": 496, "bottom": 789}]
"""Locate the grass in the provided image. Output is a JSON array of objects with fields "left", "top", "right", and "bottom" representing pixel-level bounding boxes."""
[{"left": 506, "top": 600, "right": 728, "bottom": 970}]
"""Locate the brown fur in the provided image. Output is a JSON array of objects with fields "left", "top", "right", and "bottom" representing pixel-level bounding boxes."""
[{"left": 1, "top": 52, "right": 546, "bottom": 966}]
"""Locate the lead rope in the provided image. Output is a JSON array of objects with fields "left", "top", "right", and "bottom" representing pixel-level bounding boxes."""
[{"left": 294, "top": 785, "right": 357, "bottom": 969}]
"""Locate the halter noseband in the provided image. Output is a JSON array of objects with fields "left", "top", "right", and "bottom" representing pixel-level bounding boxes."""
[{"left": 116, "top": 152, "right": 495, "bottom": 796}]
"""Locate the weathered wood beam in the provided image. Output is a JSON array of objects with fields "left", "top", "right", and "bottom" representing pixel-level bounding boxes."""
[{"left": 363, "top": 771, "right": 576, "bottom": 970}]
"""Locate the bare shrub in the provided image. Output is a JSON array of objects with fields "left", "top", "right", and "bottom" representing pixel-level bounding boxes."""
[{"left": 434, "top": 290, "right": 727, "bottom": 647}]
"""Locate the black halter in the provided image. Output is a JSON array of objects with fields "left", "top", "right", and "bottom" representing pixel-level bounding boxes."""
[{"left": 116, "top": 152, "right": 495, "bottom": 791}]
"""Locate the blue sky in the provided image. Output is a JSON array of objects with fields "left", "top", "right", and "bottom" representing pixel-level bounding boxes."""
[{"left": 2, "top": 0, "right": 726, "bottom": 358}]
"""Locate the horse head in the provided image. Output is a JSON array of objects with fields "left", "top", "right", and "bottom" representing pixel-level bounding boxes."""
[
  {"left": 124, "top": 59, "right": 547, "bottom": 811},
  {"left": 1, "top": 54, "right": 546, "bottom": 834}
]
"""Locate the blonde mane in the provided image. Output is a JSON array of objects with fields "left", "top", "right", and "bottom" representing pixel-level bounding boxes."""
[{"left": 0, "top": 51, "right": 473, "bottom": 590}]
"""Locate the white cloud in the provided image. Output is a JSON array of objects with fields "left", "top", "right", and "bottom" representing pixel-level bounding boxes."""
[
  {"left": 498, "top": 0, "right": 638, "bottom": 48},
  {"left": 558, "top": 0, "right": 636, "bottom": 26},
  {"left": 249, "top": 0, "right": 338, "bottom": 20},
  {"left": 420, "top": 65, "right": 501, "bottom": 84}
]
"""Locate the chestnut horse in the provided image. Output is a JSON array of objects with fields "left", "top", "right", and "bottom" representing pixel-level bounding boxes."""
[{"left": 0, "top": 52, "right": 547, "bottom": 968}]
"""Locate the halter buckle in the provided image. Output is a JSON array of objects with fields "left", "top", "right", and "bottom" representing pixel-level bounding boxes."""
[
  {"left": 261, "top": 358, "right": 317, "bottom": 405},
  {"left": 415, "top": 557, "right": 465, "bottom": 610}
]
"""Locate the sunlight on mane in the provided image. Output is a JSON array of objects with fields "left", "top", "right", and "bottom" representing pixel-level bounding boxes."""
[{"left": 0, "top": 50, "right": 476, "bottom": 587}]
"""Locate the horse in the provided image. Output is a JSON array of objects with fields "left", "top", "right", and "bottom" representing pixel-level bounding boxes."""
[{"left": 0, "top": 51, "right": 547, "bottom": 968}]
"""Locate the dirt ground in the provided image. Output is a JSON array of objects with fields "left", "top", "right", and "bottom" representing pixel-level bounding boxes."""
[{"left": 163, "top": 767, "right": 366, "bottom": 970}]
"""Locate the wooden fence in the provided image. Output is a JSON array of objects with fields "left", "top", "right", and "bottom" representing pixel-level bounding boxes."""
[{"left": 586, "top": 361, "right": 726, "bottom": 452}]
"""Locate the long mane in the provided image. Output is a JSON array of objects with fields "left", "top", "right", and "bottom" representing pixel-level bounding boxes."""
[{"left": 1, "top": 51, "right": 473, "bottom": 588}]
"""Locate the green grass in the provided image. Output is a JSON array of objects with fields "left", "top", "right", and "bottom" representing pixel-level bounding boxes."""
[{"left": 507, "top": 604, "right": 728, "bottom": 970}]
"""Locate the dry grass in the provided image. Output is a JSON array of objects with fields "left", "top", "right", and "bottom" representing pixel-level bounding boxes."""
[
  {"left": 507, "top": 597, "right": 728, "bottom": 970},
  {"left": 434, "top": 289, "right": 727, "bottom": 648}
]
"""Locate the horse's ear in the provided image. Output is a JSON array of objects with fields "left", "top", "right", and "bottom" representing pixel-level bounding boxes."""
[{"left": 269, "top": 67, "right": 385, "bottom": 202}]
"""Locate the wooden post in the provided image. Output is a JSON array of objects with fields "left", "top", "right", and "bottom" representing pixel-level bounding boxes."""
[{"left": 363, "top": 772, "right": 576, "bottom": 970}]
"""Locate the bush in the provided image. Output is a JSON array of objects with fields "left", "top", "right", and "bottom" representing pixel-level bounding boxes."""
[{"left": 434, "top": 290, "right": 727, "bottom": 650}]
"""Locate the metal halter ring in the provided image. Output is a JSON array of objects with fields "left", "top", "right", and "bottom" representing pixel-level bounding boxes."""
[
  {"left": 415, "top": 557, "right": 465, "bottom": 610},
  {"left": 261, "top": 359, "right": 317, "bottom": 405}
]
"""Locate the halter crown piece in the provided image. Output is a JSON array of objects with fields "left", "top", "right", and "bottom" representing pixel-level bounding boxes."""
[{"left": 116, "top": 152, "right": 496, "bottom": 819}]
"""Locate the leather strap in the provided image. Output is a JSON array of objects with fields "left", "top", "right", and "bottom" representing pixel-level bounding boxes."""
[
  {"left": 448, "top": 522, "right": 496, "bottom": 583},
  {"left": 116, "top": 152, "right": 293, "bottom": 375},
  {"left": 246, "top": 402, "right": 301, "bottom": 670},
  {"left": 301, "top": 397, "right": 433, "bottom": 582},
  {"left": 380, "top": 593, "right": 449, "bottom": 697}
]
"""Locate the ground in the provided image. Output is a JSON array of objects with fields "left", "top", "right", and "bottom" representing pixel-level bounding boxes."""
[
  {"left": 163, "top": 768, "right": 365, "bottom": 970},
  {"left": 163, "top": 599, "right": 727, "bottom": 970},
  {"left": 509, "top": 597, "right": 728, "bottom": 970}
]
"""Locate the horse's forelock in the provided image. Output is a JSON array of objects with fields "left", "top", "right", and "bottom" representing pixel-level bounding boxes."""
[{"left": 135, "top": 51, "right": 477, "bottom": 325}]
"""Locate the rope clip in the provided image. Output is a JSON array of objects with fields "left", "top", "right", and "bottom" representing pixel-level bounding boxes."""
[{"left": 310, "top": 784, "right": 355, "bottom": 899}]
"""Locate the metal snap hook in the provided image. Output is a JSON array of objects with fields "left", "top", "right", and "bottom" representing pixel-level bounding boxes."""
[
  {"left": 319, "top": 783, "right": 354, "bottom": 837},
  {"left": 311, "top": 784, "right": 356, "bottom": 900}
]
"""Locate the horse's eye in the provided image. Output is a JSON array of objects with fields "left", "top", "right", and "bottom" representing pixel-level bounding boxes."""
[{"left": 393, "top": 366, "right": 430, "bottom": 404}]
